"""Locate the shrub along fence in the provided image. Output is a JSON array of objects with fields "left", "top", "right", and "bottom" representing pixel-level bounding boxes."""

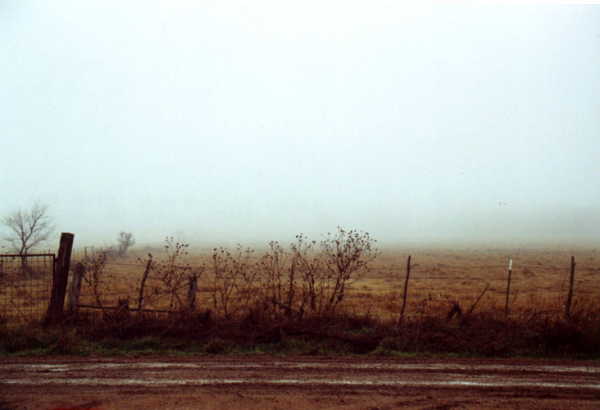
[
  {"left": 70, "top": 234, "right": 595, "bottom": 326},
  {"left": 1, "top": 230, "right": 594, "bottom": 327},
  {"left": 70, "top": 231, "right": 379, "bottom": 321}
]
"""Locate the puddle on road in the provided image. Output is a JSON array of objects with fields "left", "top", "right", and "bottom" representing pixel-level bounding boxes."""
[
  {"left": 2, "top": 377, "right": 600, "bottom": 390},
  {"left": 4, "top": 362, "right": 600, "bottom": 374},
  {"left": 2, "top": 363, "right": 261, "bottom": 372}
]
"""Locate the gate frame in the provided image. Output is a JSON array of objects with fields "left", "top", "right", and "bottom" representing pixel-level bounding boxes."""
[{"left": 0, "top": 252, "right": 56, "bottom": 323}]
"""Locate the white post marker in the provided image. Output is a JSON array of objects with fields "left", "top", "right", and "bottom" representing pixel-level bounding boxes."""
[{"left": 505, "top": 258, "right": 513, "bottom": 317}]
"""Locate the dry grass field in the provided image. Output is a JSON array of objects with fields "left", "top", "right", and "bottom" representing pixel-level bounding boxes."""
[
  {"left": 351, "top": 247, "right": 600, "bottom": 320},
  {"left": 2, "top": 237, "right": 599, "bottom": 357},
  {"left": 74, "top": 245, "right": 600, "bottom": 323}
]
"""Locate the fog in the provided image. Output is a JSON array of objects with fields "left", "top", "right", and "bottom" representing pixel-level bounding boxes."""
[{"left": 1, "top": 1, "right": 599, "bottom": 249}]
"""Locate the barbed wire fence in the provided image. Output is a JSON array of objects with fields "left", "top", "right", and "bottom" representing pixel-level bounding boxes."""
[
  {"left": 67, "top": 247, "right": 600, "bottom": 321},
  {"left": 1, "top": 239, "right": 596, "bottom": 325}
]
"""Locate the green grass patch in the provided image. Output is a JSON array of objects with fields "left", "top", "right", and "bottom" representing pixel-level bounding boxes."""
[{"left": 2, "top": 312, "right": 600, "bottom": 359}]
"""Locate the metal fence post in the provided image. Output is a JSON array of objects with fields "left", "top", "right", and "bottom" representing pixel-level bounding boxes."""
[
  {"left": 397, "top": 255, "right": 412, "bottom": 327},
  {"left": 504, "top": 258, "right": 513, "bottom": 317},
  {"left": 565, "top": 256, "right": 576, "bottom": 320}
]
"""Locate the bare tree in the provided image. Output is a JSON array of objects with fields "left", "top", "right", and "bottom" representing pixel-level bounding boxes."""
[
  {"left": 116, "top": 231, "right": 135, "bottom": 257},
  {"left": 2, "top": 202, "right": 54, "bottom": 255}
]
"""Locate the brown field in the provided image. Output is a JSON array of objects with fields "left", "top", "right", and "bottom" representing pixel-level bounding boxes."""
[
  {"left": 3, "top": 242, "right": 600, "bottom": 358},
  {"left": 73, "top": 246, "right": 600, "bottom": 322},
  {"left": 0, "top": 239, "right": 600, "bottom": 358}
]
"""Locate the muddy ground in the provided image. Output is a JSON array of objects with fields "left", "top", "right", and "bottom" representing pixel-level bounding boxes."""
[{"left": 1, "top": 356, "right": 600, "bottom": 409}]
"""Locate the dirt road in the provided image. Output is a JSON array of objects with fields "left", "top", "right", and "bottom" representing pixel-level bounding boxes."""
[{"left": 1, "top": 356, "right": 599, "bottom": 409}]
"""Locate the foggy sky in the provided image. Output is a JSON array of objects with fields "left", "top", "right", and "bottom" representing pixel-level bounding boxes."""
[{"left": 1, "top": 1, "right": 599, "bottom": 248}]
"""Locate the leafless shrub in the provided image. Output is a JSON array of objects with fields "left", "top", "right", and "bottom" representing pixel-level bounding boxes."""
[
  {"left": 153, "top": 237, "right": 194, "bottom": 311},
  {"left": 258, "top": 241, "right": 296, "bottom": 318},
  {"left": 75, "top": 228, "right": 377, "bottom": 320},
  {"left": 230, "top": 246, "right": 261, "bottom": 315},
  {"left": 319, "top": 228, "right": 377, "bottom": 313},
  {"left": 289, "top": 228, "right": 378, "bottom": 317},
  {"left": 206, "top": 228, "right": 378, "bottom": 320},
  {"left": 210, "top": 247, "right": 236, "bottom": 319},
  {"left": 81, "top": 252, "right": 107, "bottom": 309},
  {"left": 290, "top": 234, "right": 323, "bottom": 316},
  {"left": 210, "top": 246, "right": 259, "bottom": 318}
]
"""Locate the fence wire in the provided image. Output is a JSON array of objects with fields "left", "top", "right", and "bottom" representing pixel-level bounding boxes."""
[{"left": 0, "top": 254, "right": 55, "bottom": 324}]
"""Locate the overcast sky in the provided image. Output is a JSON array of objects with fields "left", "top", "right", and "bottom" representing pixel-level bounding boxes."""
[{"left": 1, "top": 1, "right": 599, "bottom": 248}]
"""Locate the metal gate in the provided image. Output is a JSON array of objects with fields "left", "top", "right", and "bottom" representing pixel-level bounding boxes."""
[{"left": 0, "top": 254, "right": 55, "bottom": 324}]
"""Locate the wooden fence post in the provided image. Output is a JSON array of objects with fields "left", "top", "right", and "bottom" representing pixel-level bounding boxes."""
[
  {"left": 397, "top": 255, "right": 412, "bottom": 327},
  {"left": 565, "top": 256, "right": 576, "bottom": 320},
  {"left": 137, "top": 255, "right": 153, "bottom": 311},
  {"left": 504, "top": 258, "right": 513, "bottom": 317},
  {"left": 45, "top": 232, "right": 74, "bottom": 325},
  {"left": 466, "top": 283, "right": 490, "bottom": 317},
  {"left": 67, "top": 262, "right": 85, "bottom": 314},
  {"left": 187, "top": 273, "right": 198, "bottom": 312}
]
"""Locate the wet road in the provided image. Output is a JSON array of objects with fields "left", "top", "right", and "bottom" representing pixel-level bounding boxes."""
[
  {"left": 2, "top": 358, "right": 600, "bottom": 389},
  {"left": 2, "top": 357, "right": 600, "bottom": 409}
]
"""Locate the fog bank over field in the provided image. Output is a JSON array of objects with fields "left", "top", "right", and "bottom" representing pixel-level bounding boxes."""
[{"left": 1, "top": 2, "right": 599, "bottom": 249}]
